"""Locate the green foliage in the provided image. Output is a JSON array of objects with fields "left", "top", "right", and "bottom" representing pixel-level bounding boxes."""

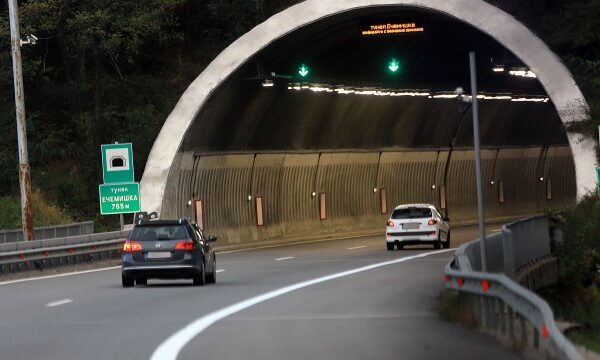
[
  {"left": 0, "top": 189, "right": 73, "bottom": 230},
  {"left": 550, "top": 196, "right": 600, "bottom": 286}
]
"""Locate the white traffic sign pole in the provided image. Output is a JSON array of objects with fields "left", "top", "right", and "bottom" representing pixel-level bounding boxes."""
[{"left": 470, "top": 51, "right": 487, "bottom": 272}]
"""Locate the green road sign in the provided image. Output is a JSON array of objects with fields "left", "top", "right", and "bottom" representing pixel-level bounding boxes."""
[
  {"left": 99, "top": 183, "right": 141, "bottom": 215},
  {"left": 101, "top": 143, "right": 134, "bottom": 184}
]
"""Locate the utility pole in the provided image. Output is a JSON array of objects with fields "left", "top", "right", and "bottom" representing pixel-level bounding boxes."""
[
  {"left": 469, "top": 51, "right": 487, "bottom": 271},
  {"left": 8, "top": 0, "right": 35, "bottom": 241}
]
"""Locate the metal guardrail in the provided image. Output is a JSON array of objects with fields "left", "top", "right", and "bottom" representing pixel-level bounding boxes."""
[
  {"left": 0, "top": 221, "right": 94, "bottom": 243},
  {"left": 0, "top": 230, "right": 129, "bottom": 275},
  {"left": 444, "top": 215, "right": 582, "bottom": 360}
]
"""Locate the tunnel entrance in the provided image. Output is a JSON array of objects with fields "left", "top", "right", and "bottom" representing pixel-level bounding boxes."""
[{"left": 142, "top": 1, "right": 590, "bottom": 246}]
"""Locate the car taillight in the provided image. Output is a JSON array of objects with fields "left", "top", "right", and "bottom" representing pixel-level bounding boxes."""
[
  {"left": 428, "top": 219, "right": 437, "bottom": 226},
  {"left": 175, "top": 240, "right": 196, "bottom": 251},
  {"left": 387, "top": 220, "right": 394, "bottom": 227},
  {"left": 123, "top": 241, "right": 142, "bottom": 252}
]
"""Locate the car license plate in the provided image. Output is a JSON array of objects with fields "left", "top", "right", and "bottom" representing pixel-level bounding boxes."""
[
  {"left": 402, "top": 223, "right": 420, "bottom": 230},
  {"left": 146, "top": 252, "right": 171, "bottom": 259}
]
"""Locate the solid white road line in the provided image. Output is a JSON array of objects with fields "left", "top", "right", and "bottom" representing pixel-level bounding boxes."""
[
  {"left": 150, "top": 249, "right": 454, "bottom": 360},
  {"left": 0, "top": 266, "right": 121, "bottom": 287},
  {"left": 275, "top": 256, "right": 295, "bottom": 261},
  {"left": 347, "top": 245, "right": 367, "bottom": 250},
  {"left": 45, "top": 298, "right": 73, "bottom": 307},
  {"left": 216, "top": 269, "right": 226, "bottom": 273}
]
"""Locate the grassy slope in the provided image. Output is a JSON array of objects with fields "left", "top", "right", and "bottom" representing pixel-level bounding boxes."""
[{"left": 0, "top": 190, "right": 73, "bottom": 230}]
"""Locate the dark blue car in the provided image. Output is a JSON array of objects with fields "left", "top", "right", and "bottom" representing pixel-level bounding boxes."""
[{"left": 121, "top": 219, "right": 217, "bottom": 287}]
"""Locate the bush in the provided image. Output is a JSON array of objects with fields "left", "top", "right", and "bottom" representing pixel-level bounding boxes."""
[
  {"left": 0, "top": 189, "right": 73, "bottom": 230},
  {"left": 550, "top": 196, "right": 600, "bottom": 287}
]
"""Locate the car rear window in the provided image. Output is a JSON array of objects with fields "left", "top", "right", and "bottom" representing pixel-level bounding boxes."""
[
  {"left": 130, "top": 225, "right": 190, "bottom": 241},
  {"left": 391, "top": 207, "right": 432, "bottom": 219}
]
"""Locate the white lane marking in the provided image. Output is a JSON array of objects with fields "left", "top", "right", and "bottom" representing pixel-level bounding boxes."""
[
  {"left": 275, "top": 256, "right": 295, "bottom": 261},
  {"left": 347, "top": 245, "right": 367, "bottom": 250},
  {"left": 45, "top": 298, "right": 73, "bottom": 307},
  {"left": 0, "top": 266, "right": 121, "bottom": 287},
  {"left": 150, "top": 249, "right": 454, "bottom": 360},
  {"left": 216, "top": 269, "right": 226, "bottom": 273}
]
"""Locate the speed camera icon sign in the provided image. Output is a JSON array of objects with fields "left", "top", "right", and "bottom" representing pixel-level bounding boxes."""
[{"left": 101, "top": 143, "right": 134, "bottom": 184}]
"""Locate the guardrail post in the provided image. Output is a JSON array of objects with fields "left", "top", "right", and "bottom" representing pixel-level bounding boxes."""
[{"left": 502, "top": 228, "right": 515, "bottom": 279}]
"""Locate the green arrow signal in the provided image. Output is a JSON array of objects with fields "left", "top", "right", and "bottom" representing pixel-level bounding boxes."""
[
  {"left": 298, "top": 64, "right": 309, "bottom": 77},
  {"left": 388, "top": 59, "right": 400, "bottom": 73}
]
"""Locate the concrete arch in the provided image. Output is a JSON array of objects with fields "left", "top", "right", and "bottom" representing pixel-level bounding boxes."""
[{"left": 140, "top": 0, "right": 596, "bottom": 215}]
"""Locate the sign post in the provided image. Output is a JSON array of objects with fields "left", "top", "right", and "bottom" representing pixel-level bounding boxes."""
[
  {"left": 470, "top": 51, "right": 487, "bottom": 272},
  {"left": 99, "top": 143, "right": 140, "bottom": 228}
]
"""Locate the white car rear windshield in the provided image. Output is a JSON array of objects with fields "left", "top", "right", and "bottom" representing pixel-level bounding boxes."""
[
  {"left": 131, "top": 225, "right": 190, "bottom": 241},
  {"left": 391, "top": 208, "right": 432, "bottom": 219}
]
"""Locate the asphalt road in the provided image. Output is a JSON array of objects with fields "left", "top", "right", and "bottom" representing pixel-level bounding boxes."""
[{"left": 0, "top": 224, "right": 520, "bottom": 360}]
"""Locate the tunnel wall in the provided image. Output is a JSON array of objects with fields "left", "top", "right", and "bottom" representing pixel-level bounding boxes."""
[{"left": 160, "top": 146, "right": 575, "bottom": 246}]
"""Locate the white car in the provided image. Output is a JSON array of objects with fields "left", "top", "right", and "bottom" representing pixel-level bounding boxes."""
[{"left": 386, "top": 204, "right": 450, "bottom": 250}]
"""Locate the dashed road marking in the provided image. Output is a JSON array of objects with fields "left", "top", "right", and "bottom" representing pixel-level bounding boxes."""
[
  {"left": 347, "top": 245, "right": 367, "bottom": 250},
  {"left": 46, "top": 298, "right": 73, "bottom": 307},
  {"left": 216, "top": 269, "right": 226, "bottom": 273},
  {"left": 275, "top": 257, "right": 295, "bottom": 261}
]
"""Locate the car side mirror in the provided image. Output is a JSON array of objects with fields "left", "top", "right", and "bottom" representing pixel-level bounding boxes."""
[{"left": 206, "top": 235, "right": 217, "bottom": 242}]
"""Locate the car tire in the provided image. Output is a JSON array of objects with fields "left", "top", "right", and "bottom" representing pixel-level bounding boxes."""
[
  {"left": 397, "top": 242, "right": 404, "bottom": 250},
  {"left": 206, "top": 255, "right": 216, "bottom": 284},
  {"left": 136, "top": 278, "right": 147, "bottom": 286},
  {"left": 433, "top": 234, "right": 441, "bottom": 249},
  {"left": 193, "top": 263, "right": 206, "bottom": 286},
  {"left": 386, "top": 242, "right": 394, "bottom": 251},
  {"left": 443, "top": 231, "right": 451, "bottom": 249},
  {"left": 122, "top": 274, "right": 134, "bottom": 288}
]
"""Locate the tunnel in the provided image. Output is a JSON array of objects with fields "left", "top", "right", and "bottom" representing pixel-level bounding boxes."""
[{"left": 141, "top": 0, "right": 595, "bottom": 246}]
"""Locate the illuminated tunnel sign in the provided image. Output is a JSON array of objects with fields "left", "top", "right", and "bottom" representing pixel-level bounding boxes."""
[{"left": 361, "top": 22, "right": 425, "bottom": 36}]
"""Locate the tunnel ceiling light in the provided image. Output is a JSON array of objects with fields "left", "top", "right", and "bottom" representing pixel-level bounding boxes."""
[
  {"left": 509, "top": 69, "right": 537, "bottom": 78},
  {"left": 262, "top": 79, "right": 274, "bottom": 87},
  {"left": 286, "top": 82, "right": 549, "bottom": 102},
  {"left": 492, "top": 65, "right": 505, "bottom": 72}
]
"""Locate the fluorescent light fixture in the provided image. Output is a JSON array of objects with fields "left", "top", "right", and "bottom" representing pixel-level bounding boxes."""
[
  {"left": 509, "top": 69, "right": 537, "bottom": 78},
  {"left": 492, "top": 66, "right": 505, "bottom": 72},
  {"left": 285, "top": 82, "right": 548, "bottom": 102},
  {"left": 262, "top": 79, "right": 274, "bottom": 87}
]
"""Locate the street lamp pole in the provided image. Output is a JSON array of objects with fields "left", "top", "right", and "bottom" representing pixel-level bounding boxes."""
[
  {"left": 8, "top": 0, "right": 35, "bottom": 241},
  {"left": 469, "top": 51, "right": 487, "bottom": 272}
]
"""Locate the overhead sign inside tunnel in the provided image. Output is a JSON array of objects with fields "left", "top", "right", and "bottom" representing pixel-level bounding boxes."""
[{"left": 361, "top": 22, "right": 425, "bottom": 36}]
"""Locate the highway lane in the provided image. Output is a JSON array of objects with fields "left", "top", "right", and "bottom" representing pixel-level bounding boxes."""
[{"left": 0, "top": 225, "right": 519, "bottom": 360}]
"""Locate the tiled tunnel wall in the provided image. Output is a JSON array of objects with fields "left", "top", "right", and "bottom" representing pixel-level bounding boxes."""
[{"left": 161, "top": 146, "right": 575, "bottom": 246}]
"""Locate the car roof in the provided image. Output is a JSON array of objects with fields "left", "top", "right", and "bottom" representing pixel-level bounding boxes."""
[
  {"left": 135, "top": 219, "right": 191, "bottom": 226},
  {"left": 392, "top": 203, "right": 436, "bottom": 210}
]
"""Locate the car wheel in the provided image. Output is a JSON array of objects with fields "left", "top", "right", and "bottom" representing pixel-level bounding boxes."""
[
  {"left": 443, "top": 231, "right": 451, "bottom": 249},
  {"left": 122, "top": 274, "right": 134, "bottom": 288},
  {"left": 206, "top": 255, "right": 216, "bottom": 284},
  {"left": 386, "top": 242, "right": 394, "bottom": 251},
  {"left": 433, "top": 234, "right": 441, "bottom": 249},
  {"left": 193, "top": 262, "right": 206, "bottom": 286},
  {"left": 136, "top": 278, "right": 147, "bottom": 286},
  {"left": 397, "top": 242, "right": 404, "bottom": 250}
]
